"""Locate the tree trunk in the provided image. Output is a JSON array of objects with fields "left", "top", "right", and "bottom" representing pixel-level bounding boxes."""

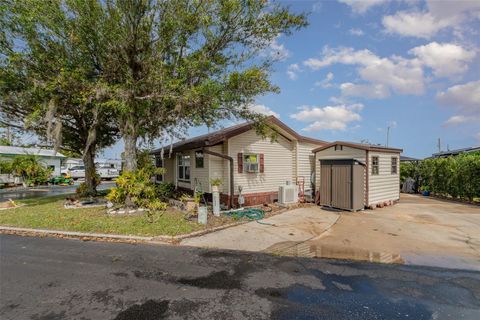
[
  {"left": 83, "top": 145, "right": 97, "bottom": 197},
  {"left": 122, "top": 123, "right": 139, "bottom": 209},
  {"left": 123, "top": 132, "right": 138, "bottom": 172}
]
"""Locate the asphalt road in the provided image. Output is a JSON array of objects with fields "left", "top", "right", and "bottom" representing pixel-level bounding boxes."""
[
  {"left": 0, "top": 181, "right": 115, "bottom": 202},
  {"left": 1, "top": 235, "right": 479, "bottom": 320}
]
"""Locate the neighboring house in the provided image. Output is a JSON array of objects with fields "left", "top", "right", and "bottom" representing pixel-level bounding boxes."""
[
  {"left": 313, "top": 142, "right": 402, "bottom": 211},
  {"left": 0, "top": 146, "right": 66, "bottom": 176},
  {"left": 400, "top": 155, "right": 419, "bottom": 163},
  {"left": 150, "top": 116, "right": 326, "bottom": 207},
  {"left": 431, "top": 146, "right": 480, "bottom": 158}
]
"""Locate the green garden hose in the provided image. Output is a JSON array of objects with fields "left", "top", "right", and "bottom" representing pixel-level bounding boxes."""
[{"left": 223, "top": 207, "right": 275, "bottom": 225}]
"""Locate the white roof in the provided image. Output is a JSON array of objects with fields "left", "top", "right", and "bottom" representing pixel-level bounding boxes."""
[{"left": 0, "top": 146, "right": 66, "bottom": 158}]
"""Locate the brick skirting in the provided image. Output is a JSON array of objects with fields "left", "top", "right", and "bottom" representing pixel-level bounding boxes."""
[
  {"left": 220, "top": 191, "right": 278, "bottom": 207},
  {"left": 175, "top": 186, "right": 278, "bottom": 207}
]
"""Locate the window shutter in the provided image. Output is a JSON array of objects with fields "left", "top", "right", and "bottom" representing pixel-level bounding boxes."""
[
  {"left": 259, "top": 153, "right": 265, "bottom": 173},
  {"left": 238, "top": 153, "right": 243, "bottom": 173}
]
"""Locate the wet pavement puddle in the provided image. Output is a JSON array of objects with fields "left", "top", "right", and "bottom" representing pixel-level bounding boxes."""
[{"left": 264, "top": 241, "right": 405, "bottom": 264}]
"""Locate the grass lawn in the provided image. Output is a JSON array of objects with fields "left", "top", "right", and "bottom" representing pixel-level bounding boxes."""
[{"left": 0, "top": 195, "right": 205, "bottom": 237}]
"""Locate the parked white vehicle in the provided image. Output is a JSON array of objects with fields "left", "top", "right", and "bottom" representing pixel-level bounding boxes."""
[
  {"left": 67, "top": 160, "right": 121, "bottom": 180},
  {"left": 96, "top": 163, "right": 120, "bottom": 180},
  {"left": 68, "top": 165, "right": 86, "bottom": 180}
]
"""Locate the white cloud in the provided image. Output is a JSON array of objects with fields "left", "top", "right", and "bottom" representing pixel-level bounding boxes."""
[
  {"left": 304, "top": 47, "right": 425, "bottom": 97},
  {"left": 349, "top": 28, "right": 365, "bottom": 36},
  {"left": 383, "top": 11, "right": 454, "bottom": 39},
  {"left": 444, "top": 115, "right": 468, "bottom": 126},
  {"left": 340, "top": 82, "right": 390, "bottom": 99},
  {"left": 437, "top": 80, "right": 480, "bottom": 114},
  {"left": 315, "top": 72, "right": 334, "bottom": 88},
  {"left": 291, "top": 103, "right": 363, "bottom": 131},
  {"left": 303, "top": 43, "right": 476, "bottom": 99},
  {"left": 382, "top": 1, "right": 480, "bottom": 39},
  {"left": 409, "top": 42, "right": 476, "bottom": 77},
  {"left": 304, "top": 47, "right": 378, "bottom": 70},
  {"left": 248, "top": 104, "right": 280, "bottom": 118},
  {"left": 287, "top": 64, "right": 301, "bottom": 80},
  {"left": 437, "top": 80, "right": 480, "bottom": 126},
  {"left": 264, "top": 36, "right": 290, "bottom": 61},
  {"left": 339, "top": 0, "right": 388, "bottom": 14},
  {"left": 427, "top": 0, "right": 480, "bottom": 20}
]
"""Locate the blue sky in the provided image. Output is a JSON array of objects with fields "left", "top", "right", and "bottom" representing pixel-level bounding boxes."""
[{"left": 103, "top": 0, "right": 480, "bottom": 159}]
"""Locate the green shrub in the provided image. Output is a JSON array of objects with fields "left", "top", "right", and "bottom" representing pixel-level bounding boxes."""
[
  {"left": 407, "top": 152, "right": 480, "bottom": 201},
  {"left": 106, "top": 151, "right": 168, "bottom": 210},
  {"left": 157, "top": 182, "right": 175, "bottom": 199}
]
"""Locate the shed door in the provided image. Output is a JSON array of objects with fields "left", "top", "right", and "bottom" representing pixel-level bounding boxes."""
[
  {"left": 319, "top": 160, "right": 353, "bottom": 210},
  {"left": 331, "top": 164, "right": 352, "bottom": 209}
]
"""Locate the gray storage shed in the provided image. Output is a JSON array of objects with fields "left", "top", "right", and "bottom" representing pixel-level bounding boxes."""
[
  {"left": 313, "top": 141, "right": 402, "bottom": 211},
  {"left": 319, "top": 159, "right": 365, "bottom": 211}
]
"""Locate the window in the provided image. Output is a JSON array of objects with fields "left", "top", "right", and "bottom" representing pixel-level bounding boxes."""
[
  {"left": 391, "top": 157, "right": 398, "bottom": 174},
  {"left": 155, "top": 156, "right": 163, "bottom": 182},
  {"left": 372, "top": 156, "right": 379, "bottom": 175},
  {"left": 177, "top": 154, "right": 191, "bottom": 181},
  {"left": 244, "top": 154, "right": 259, "bottom": 173},
  {"left": 334, "top": 145, "right": 343, "bottom": 151},
  {"left": 195, "top": 151, "right": 204, "bottom": 168}
]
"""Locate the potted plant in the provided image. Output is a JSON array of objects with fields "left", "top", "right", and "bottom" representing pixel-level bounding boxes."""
[
  {"left": 210, "top": 178, "right": 222, "bottom": 193},
  {"left": 420, "top": 185, "right": 430, "bottom": 196}
]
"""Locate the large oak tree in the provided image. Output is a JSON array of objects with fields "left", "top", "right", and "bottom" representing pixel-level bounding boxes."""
[{"left": 1, "top": 0, "right": 306, "bottom": 204}]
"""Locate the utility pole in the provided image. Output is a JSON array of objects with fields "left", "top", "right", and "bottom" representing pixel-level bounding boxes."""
[
  {"left": 386, "top": 126, "right": 390, "bottom": 147},
  {"left": 437, "top": 138, "right": 441, "bottom": 153}
]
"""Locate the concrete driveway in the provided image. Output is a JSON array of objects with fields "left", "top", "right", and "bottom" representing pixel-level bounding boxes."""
[{"left": 182, "top": 194, "right": 480, "bottom": 271}]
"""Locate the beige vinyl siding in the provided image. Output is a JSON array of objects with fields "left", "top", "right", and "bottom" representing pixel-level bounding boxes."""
[
  {"left": 228, "top": 129, "right": 294, "bottom": 195},
  {"left": 297, "top": 142, "right": 318, "bottom": 190},
  {"left": 208, "top": 144, "right": 227, "bottom": 194},
  {"left": 368, "top": 152, "right": 400, "bottom": 205}
]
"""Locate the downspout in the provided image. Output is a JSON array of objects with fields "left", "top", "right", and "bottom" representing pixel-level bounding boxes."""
[
  {"left": 365, "top": 150, "right": 369, "bottom": 208},
  {"left": 202, "top": 148, "right": 234, "bottom": 209}
]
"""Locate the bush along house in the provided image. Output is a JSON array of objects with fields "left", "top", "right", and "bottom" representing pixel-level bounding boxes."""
[{"left": 150, "top": 116, "right": 326, "bottom": 208}]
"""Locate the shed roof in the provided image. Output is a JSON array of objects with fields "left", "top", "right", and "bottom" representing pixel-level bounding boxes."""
[
  {"left": 312, "top": 141, "right": 402, "bottom": 154},
  {"left": 151, "top": 116, "right": 327, "bottom": 155},
  {"left": 0, "top": 146, "right": 66, "bottom": 158}
]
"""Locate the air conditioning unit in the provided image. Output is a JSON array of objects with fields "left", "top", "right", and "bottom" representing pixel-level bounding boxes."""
[
  {"left": 278, "top": 185, "right": 298, "bottom": 206},
  {"left": 246, "top": 163, "right": 259, "bottom": 173}
]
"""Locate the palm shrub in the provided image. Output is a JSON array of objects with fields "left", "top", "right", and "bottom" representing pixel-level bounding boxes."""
[
  {"left": 106, "top": 151, "right": 167, "bottom": 210},
  {"left": 4, "top": 155, "right": 52, "bottom": 186}
]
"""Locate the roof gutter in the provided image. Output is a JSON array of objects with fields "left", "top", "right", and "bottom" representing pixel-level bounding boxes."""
[{"left": 202, "top": 148, "right": 234, "bottom": 209}]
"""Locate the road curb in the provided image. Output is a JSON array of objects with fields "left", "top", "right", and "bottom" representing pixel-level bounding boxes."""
[
  {"left": 0, "top": 222, "right": 248, "bottom": 244},
  {"left": 0, "top": 226, "right": 164, "bottom": 244}
]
